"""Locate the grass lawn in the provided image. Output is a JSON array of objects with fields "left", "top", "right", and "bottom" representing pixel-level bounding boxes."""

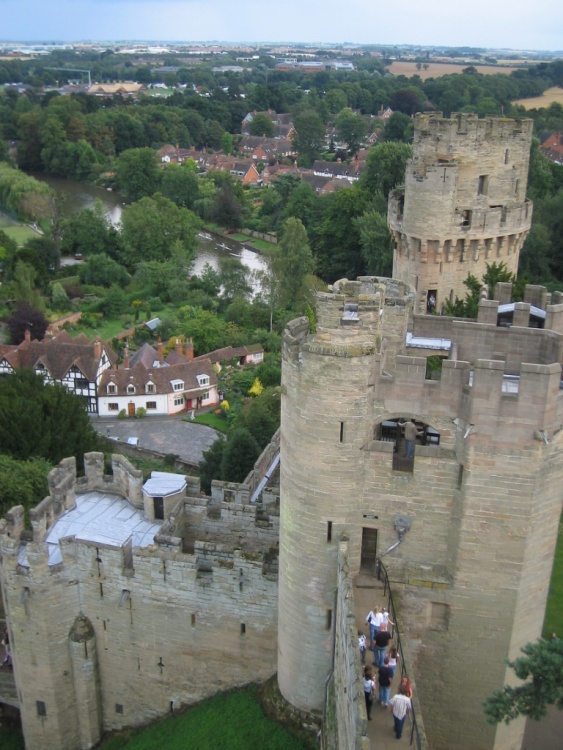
[
  {"left": 2, "top": 225, "right": 37, "bottom": 246},
  {"left": 72, "top": 318, "right": 134, "bottom": 340},
  {"left": 186, "top": 411, "right": 229, "bottom": 433},
  {"left": 0, "top": 215, "right": 15, "bottom": 228},
  {"left": 543, "top": 515, "right": 563, "bottom": 638},
  {"left": 99, "top": 685, "right": 309, "bottom": 750},
  {"left": 245, "top": 237, "right": 278, "bottom": 254}
]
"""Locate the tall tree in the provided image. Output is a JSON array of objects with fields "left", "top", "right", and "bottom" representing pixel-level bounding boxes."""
[
  {"left": 115, "top": 147, "right": 160, "bottom": 201},
  {"left": 335, "top": 108, "right": 367, "bottom": 155},
  {"left": 292, "top": 110, "right": 326, "bottom": 167},
  {"left": 353, "top": 210, "right": 394, "bottom": 276},
  {"left": 277, "top": 217, "right": 315, "bottom": 309},
  {"left": 6, "top": 301, "right": 48, "bottom": 344},
  {"left": 248, "top": 112, "right": 275, "bottom": 137},
  {"left": 0, "top": 370, "right": 99, "bottom": 469},
  {"left": 119, "top": 194, "right": 200, "bottom": 268},
  {"left": 362, "top": 141, "right": 413, "bottom": 199}
]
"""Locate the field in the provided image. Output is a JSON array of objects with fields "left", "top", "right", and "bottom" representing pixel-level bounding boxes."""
[
  {"left": 514, "top": 86, "right": 563, "bottom": 110},
  {"left": 388, "top": 61, "right": 520, "bottom": 80}
]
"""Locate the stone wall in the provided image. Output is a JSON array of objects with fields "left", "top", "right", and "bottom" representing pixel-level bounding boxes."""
[
  {"left": 279, "top": 277, "right": 563, "bottom": 750},
  {"left": 0, "top": 454, "right": 279, "bottom": 750},
  {"left": 389, "top": 113, "right": 533, "bottom": 309}
]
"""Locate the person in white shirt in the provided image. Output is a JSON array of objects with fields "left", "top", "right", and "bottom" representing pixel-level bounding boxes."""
[
  {"left": 362, "top": 665, "right": 376, "bottom": 721},
  {"left": 389, "top": 684, "right": 412, "bottom": 739},
  {"left": 365, "top": 606, "right": 382, "bottom": 651}
]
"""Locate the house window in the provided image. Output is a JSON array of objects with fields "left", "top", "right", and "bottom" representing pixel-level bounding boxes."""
[
  {"left": 197, "top": 374, "right": 210, "bottom": 387},
  {"left": 75, "top": 378, "right": 89, "bottom": 389},
  {"left": 146, "top": 401, "right": 157, "bottom": 410},
  {"left": 127, "top": 385, "right": 135, "bottom": 395},
  {"left": 108, "top": 403, "right": 119, "bottom": 411},
  {"left": 172, "top": 381, "right": 184, "bottom": 391},
  {"left": 107, "top": 384, "right": 117, "bottom": 395},
  {"left": 146, "top": 383, "right": 155, "bottom": 393},
  {"left": 201, "top": 391, "right": 210, "bottom": 402},
  {"left": 174, "top": 396, "right": 184, "bottom": 407}
]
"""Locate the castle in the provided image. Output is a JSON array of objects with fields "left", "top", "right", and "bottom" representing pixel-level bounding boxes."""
[
  {"left": 389, "top": 112, "right": 533, "bottom": 313},
  {"left": 1, "top": 114, "right": 560, "bottom": 750}
]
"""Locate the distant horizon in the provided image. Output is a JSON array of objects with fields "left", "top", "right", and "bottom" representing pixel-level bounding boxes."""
[
  {"left": 0, "top": 40, "right": 561, "bottom": 55},
  {"left": 0, "top": 0, "right": 562, "bottom": 53}
]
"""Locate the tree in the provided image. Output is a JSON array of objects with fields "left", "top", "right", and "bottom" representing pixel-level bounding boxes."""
[
  {"left": 160, "top": 164, "right": 200, "bottom": 209},
  {"left": 292, "top": 110, "right": 326, "bottom": 167},
  {"left": 51, "top": 281, "right": 70, "bottom": 311},
  {"left": 218, "top": 257, "right": 252, "bottom": 304},
  {"left": 277, "top": 217, "right": 315, "bottom": 309},
  {"left": 353, "top": 210, "right": 394, "bottom": 276},
  {"left": 248, "top": 113, "right": 275, "bottom": 138},
  {"left": 382, "top": 112, "right": 414, "bottom": 143},
  {"left": 214, "top": 183, "right": 242, "bottom": 229},
  {"left": 61, "top": 202, "right": 121, "bottom": 259},
  {"left": 103, "top": 284, "right": 129, "bottom": 317},
  {"left": 119, "top": 194, "right": 200, "bottom": 269},
  {"left": 483, "top": 638, "right": 563, "bottom": 724},
  {"left": 115, "top": 147, "right": 160, "bottom": 201},
  {"left": 198, "top": 437, "right": 225, "bottom": 494},
  {"left": 0, "top": 454, "right": 52, "bottom": 518},
  {"left": 79, "top": 253, "right": 130, "bottom": 288},
  {"left": 220, "top": 428, "right": 261, "bottom": 484},
  {"left": 6, "top": 301, "right": 48, "bottom": 344},
  {"left": 335, "top": 108, "right": 367, "bottom": 155},
  {"left": 0, "top": 370, "right": 99, "bottom": 469},
  {"left": 362, "top": 141, "right": 413, "bottom": 199}
]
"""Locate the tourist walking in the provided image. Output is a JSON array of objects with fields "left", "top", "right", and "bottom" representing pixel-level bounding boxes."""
[
  {"left": 373, "top": 623, "right": 392, "bottom": 667},
  {"left": 399, "top": 419, "right": 422, "bottom": 459},
  {"left": 378, "top": 656, "right": 393, "bottom": 706},
  {"left": 358, "top": 630, "right": 367, "bottom": 664},
  {"left": 363, "top": 665, "right": 376, "bottom": 721},
  {"left": 389, "top": 683, "right": 412, "bottom": 739},
  {"left": 388, "top": 645, "right": 399, "bottom": 678},
  {"left": 365, "top": 606, "right": 383, "bottom": 649}
]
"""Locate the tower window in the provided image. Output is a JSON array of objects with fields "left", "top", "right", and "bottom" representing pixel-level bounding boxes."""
[
  {"left": 339, "top": 422, "right": 344, "bottom": 443},
  {"left": 327, "top": 521, "right": 333, "bottom": 543},
  {"left": 478, "top": 175, "right": 489, "bottom": 195},
  {"left": 36, "top": 701, "right": 47, "bottom": 717},
  {"left": 115, "top": 704, "right": 124, "bottom": 715},
  {"left": 240, "top": 623, "right": 246, "bottom": 635},
  {"left": 326, "top": 609, "right": 333, "bottom": 630}
]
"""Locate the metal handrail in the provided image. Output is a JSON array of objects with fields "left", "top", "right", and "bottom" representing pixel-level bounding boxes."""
[{"left": 377, "top": 558, "right": 422, "bottom": 749}]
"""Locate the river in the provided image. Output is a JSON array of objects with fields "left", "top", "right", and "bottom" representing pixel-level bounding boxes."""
[{"left": 30, "top": 174, "right": 268, "bottom": 287}]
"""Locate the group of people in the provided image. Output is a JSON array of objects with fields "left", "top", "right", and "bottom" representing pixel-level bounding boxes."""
[{"left": 359, "top": 604, "right": 412, "bottom": 740}]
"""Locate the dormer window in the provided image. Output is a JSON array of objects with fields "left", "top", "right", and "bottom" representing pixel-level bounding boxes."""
[
  {"left": 171, "top": 379, "right": 184, "bottom": 392},
  {"left": 127, "top": 384, "right": 136, "bottom": 395},
  {"left": 197, "top": 374, "right": 210, "bottom": 387},
  {"left": 107, "top": 383, "right": 117, "bottom": 395},
  {"left": 146, "top": 382, "right": 155, "bottom": 393}
]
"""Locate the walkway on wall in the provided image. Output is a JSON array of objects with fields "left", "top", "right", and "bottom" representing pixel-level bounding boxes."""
[{"left": 353, "top": 572, "right": 414, "bottom": 749}]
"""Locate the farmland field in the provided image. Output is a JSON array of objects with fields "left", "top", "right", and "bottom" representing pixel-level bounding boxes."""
[
  {"left": 514, "top": 86, "right": 563, "bottom": 109},
  {"left": 388, "top": 61, "right": 520, "bottom": 80}
]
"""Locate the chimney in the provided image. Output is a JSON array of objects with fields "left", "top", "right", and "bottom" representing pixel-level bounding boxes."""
[
  {"left": 157, "top": 338, "right": 163, "bottom": 364},
  {"left": 185, "top": 338, "right": 194, "bottom": 361},
  {"left": 175, "top": 337, "right": 182, "bottom": 355},
  {"left": 123, "top": 342, "right": 130, "bottom": 369},
  {"left": 24, "top": 328, "right": 31, "bottom": 343},
  {"left": 93, "top": 338, "right": 102, "bottom": 360}
]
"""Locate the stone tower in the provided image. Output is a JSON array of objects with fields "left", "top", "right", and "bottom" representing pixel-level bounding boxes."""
[
  {"left": 279, "top": 278, "right": 563, "bottom": 750},
  {"left": 388, "top": 112, "right": 533, "bottom": 313}
]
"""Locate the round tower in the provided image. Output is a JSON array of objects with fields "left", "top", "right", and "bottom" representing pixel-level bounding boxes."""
[
  {"left": 388, "top": 112, "right": 533, "bottom": 313},
  {"left": 278, "top": 277, "right": 412, "bottom": 712}
]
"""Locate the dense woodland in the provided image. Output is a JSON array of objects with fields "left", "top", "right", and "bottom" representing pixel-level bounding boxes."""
[{"left": 1, "top": 51, "right": 563, "bottom": 498}]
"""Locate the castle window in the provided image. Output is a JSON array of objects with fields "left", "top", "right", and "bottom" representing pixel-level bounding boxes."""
[
  {"left": 241, "top": 623, "right": 246, "bottom": 635},
  {"left": 36, "top": 701, "right": 47, "bottom": 717},
  {"left": 153, "top": 497, "right": 164, "bottom": 520},
  {"left": 191, "top": 614, "right": 196, "bottom": 627},
  {"left": 461, "top": 210, "right": 471, "bottom": 228},
  {"left": 339, "top": 422, "right": 344, "bottom": 443},
  {"left": 146, "top": 401, "right": 157, "bottom": 410},
  {"left": 108, "top": 403, "right": 119, "bottom": 411},
  {"left": 115, "top": 704, "right": 124, "bottom": 714},
  {"left": 504, "top": 149, "right": 509, "bottom": 164},
  {"left": 327, "top": 521, "right": 333, "bottom": 542},
  {"left": 514, "top": 179, "right": 520, "bottom": 197},
  {"left": 478, "top": 175, "right": 489, "bottom": 196},
  {"left": 326, "top": 609, "right": 333, "bottom": 630},
  {"left": 107, "top": 384, "right": 117, "bottom": 394}
]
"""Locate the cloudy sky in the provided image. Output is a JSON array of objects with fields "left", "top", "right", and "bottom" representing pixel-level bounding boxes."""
[{"left": 0, "top": 0, "right": 561, "bottom": 51}]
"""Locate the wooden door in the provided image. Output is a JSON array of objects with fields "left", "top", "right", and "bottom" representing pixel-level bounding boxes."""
[{"left": 128, "top": 402, "right": 135, "bottom": 417}]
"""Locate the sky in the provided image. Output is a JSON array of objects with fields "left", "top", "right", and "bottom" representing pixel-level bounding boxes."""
[{"left": 0, "top": 0, "right": 562, "bottom": 52}]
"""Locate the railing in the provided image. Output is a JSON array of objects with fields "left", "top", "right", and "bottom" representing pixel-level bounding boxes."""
[{"left": 377, "top": 558, "right": 422, "bottom": 749}]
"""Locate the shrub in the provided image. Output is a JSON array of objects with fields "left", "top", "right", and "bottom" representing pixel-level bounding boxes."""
[
  {"left": 135, "top": 407, "right": 147, "bottom": 419},
  {"left": 118, "top": 409, "right": 126, "bottom": 419}
]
